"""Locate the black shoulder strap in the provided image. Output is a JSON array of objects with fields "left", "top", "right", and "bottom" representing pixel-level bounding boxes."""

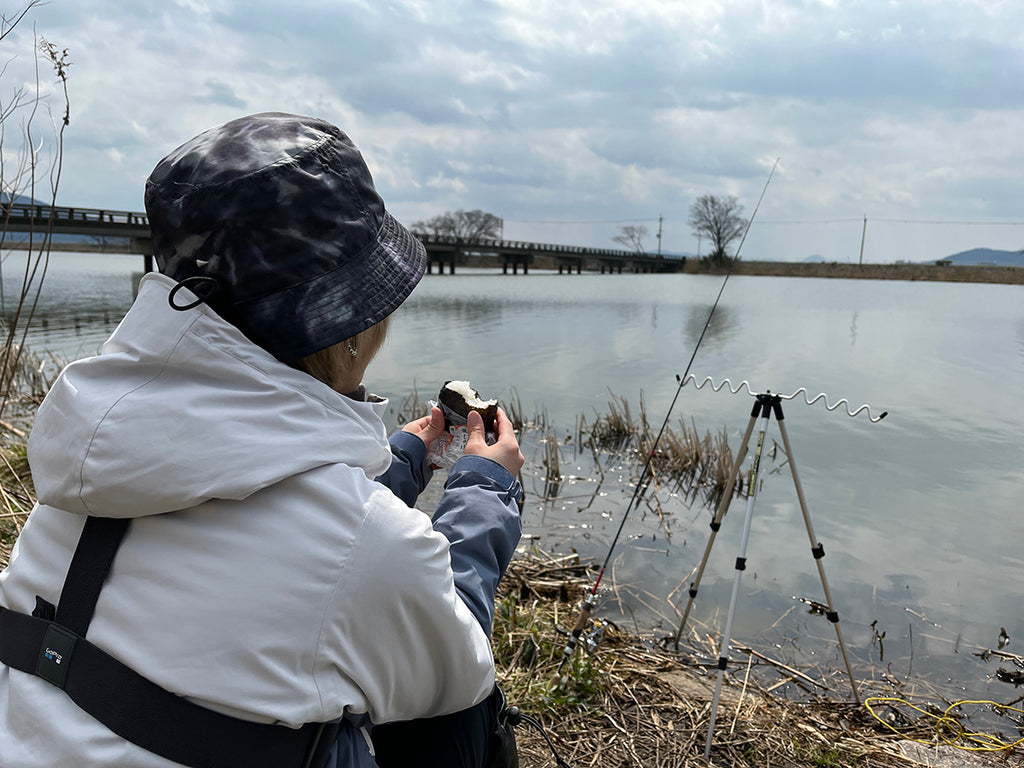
[
  {"left": 54, "top": 516, "right": 129, "bottom": 635},
  {"left": 0, "top": 516, "right": 340, "bottom": 768}
]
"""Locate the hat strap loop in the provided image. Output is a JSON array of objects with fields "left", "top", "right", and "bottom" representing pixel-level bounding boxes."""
[{"left": 168, "top": 276, "right": 220, "bottom": 312}]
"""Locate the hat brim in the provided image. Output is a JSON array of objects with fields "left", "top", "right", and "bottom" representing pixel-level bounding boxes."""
[{"left": 234, "top": 212, "right": 427, "bottom": 363}]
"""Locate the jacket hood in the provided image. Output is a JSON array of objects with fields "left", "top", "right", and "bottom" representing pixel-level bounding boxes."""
[{"left": 28, "top": 272, "right": 394, "bottom": 517}]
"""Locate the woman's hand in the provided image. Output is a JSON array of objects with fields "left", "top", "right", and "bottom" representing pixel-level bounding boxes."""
[
  {"left": 402, "top": 406, "right": 446, "bottom": 447},
  {"left": 464, "top": 408, "right": 524, "bottom": 475}
]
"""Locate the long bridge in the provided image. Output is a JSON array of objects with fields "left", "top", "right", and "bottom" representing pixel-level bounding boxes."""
[{"left": 1, "top": 202, "right": 684, "bottom": 275}]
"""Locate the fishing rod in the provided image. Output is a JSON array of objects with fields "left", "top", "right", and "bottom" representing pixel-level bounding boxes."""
[{"left": 554, "top": 158, "right": 781, "bottom": 678}]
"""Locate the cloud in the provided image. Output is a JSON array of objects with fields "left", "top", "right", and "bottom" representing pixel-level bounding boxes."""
[
  {"left": 12, "top": 0, "right": 1024, "bottom": 258},
  {"left": 195, "top": 80, "right": 247, "bottom": 109}
]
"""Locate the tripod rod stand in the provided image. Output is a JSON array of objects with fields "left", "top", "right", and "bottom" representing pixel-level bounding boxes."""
[{"left": 671, "top": 393, "right": 861, "bottom": 761}]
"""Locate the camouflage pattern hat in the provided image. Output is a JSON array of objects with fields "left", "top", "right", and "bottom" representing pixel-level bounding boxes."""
[{"left": 144, "top": 112, "right": 427, "bottom": 363}]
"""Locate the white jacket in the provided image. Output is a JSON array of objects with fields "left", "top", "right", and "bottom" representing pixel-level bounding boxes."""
[{"left": 0, "top": 273, "right": 517, "bottom": 767}]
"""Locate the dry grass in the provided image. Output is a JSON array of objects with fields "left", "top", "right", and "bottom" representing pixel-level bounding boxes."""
[
  {"left": 0, "top": 443, "right": 32, "bottom": 568},
  {"left": 395, "top": 388, "right": 749, "bottom": 516},
  {"left": 496, "top": 553, "right": 939, "bottom": 768},
  {"left": 581, "top": 394, "right": 639, "bottom": 451},
  {"left": 0, "top": 339, "right": 57, "bottom": 429},
  {"left": 577, "top": 393, "right": 752, "bottom": 512},
  {"left": 0, "top": 337, "right": 49, "bottom": 567}
]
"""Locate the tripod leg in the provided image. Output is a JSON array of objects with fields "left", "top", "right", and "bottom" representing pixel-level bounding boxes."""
[
  {"left": 775, "top": 413, "right": 862, "bottom": 706},
  {"left": 672, "top": 408, "right": 758, "bottom": 651},
  {"left": 704, "top": 397, "right": 773, "bottom": 760}
]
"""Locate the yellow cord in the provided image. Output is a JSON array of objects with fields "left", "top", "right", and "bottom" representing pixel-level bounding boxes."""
[{"left": 865, "top": 696, "right": 1024, "bottom": 753}]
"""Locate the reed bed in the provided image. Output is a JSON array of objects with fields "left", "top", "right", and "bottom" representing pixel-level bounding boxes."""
[
  {"left": 395, "top": 387, "right": 749, "bottom": 516},
  {"left": 0, "top": 339, "right": 57, "bottom": 432},
  {"left": 580, "top": 393, "right": 639, "bottom": 451},
  {"left": 577, "top": 393, "right": 752, "bottom": 511},
  {"left": 0, "top": 443, "right": 32, "bottom": 568},
  {"left": 0, "top": 337, "right": 51, "bottom": 567}
]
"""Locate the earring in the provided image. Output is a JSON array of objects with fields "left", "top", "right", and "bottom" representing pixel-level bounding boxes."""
[{"left": 347, "top": 339, "right": 358, "bottom": 357}]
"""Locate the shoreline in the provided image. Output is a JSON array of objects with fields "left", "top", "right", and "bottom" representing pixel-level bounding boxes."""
[
  {"left": 441, "top": 251, "right": 1023, "bottom": 283},
  {"left": 683, "top": 259, "right": 1024, "bottom": 285}
]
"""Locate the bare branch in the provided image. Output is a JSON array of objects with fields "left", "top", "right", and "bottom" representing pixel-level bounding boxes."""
[
  {"left": 0, "top": 2, "right": 69, "bottom": 421},
  {"left": 411, "top": 208, "right": 502, "bottom": 240},
  {"left": 0, "top": 0, "right": 44, "bottom": 44},
  {"left": 611, "top": 224, "right": 648, "bottom": 254}
]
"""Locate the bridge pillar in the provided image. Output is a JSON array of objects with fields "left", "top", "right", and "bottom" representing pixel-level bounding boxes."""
[
  {"left": 503, "top": 254, "right": 530, "bottom": 275},
  {"left": 428, "top": 253, "right": 457, "bottom": 275},
  {"left": 556, "top": 256, "right": 582, "bottom": 274}
]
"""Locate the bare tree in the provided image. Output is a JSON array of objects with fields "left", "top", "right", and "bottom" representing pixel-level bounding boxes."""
[
  {"left": 612, "top": 224, "right": 648, "bottom": 254},
  {"left": 411, "top": 209, "right": 501, "bottom": 240},
  {"left": 688, "top": 194, "right": 745, "bottom": 266},
  {"left": 0, "top": 2, "right": 71, "bottom": 423}
]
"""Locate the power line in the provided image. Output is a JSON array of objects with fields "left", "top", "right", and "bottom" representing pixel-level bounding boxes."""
[
  {"left": 505, "top": 217, "right": 657, "bottom": 225},
  {"left": 871, "top": 218, "right": 1024, "bottom": 225},
  {"left": 506, "top": 215, "right": 1024, "bottom": 227},
  {"left": 757, "top": 217, "right": 1024, "bottom": 226},
  {"left": 758, "top": 218, "right": 864, "bottom": 225}
]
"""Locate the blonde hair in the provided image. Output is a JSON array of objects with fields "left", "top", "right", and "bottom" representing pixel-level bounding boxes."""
[{"left": 297, "top": 316, "right": 391, "bottom": 391}]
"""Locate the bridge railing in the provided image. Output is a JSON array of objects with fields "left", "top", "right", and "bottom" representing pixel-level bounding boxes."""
[
  {"left": 414, "top": 232, "right": 684, "bottom": 260},
  {"left": 1, "top": 202, "right": 150, "bottom": 227},
  {"left": 0, "top": 204, "right": 685, "bottom": 261}
]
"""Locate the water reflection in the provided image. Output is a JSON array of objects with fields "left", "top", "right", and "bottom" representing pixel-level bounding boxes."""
[
  {"left": 684, "top": 304, "right": 738, "bottom": 349},
  {"left": 403, "top": 294, "right": 503, "bottom": 334}
]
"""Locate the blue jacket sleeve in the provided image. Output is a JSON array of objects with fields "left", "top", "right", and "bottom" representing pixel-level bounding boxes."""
[
  {"left": 432, "top": 455, "right": 523, "bottom": 635},
  {"left": 376, "top": 431, "right": 433, "bottom": 507}
]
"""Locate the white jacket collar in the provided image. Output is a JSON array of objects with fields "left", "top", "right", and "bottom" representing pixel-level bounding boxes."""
[{"left": 29, "top": 273, "right": 393, "bottom": 517}]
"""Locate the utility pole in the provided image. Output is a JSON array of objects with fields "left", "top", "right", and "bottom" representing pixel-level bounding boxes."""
[
  {"left": 657, "top": 214, "right": 663, "bottom": 256},
  {"left": 858, "top": 215, "right": 867, "bottom": 266}
]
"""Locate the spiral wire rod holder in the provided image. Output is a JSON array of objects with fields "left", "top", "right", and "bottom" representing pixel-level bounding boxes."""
[{"left": 679, "top": 375, "right": 888, "bottom": 422}]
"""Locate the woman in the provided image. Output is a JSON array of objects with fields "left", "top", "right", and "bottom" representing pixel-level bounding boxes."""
[{"left": 0, "top": 112, "right": 524, "bottom": 767}]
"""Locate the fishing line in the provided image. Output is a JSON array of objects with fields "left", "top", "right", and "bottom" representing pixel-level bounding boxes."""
[
  {"left": 865, "top": 696, "right": 1024, "bottom": 753},
  {"left": 554, "top": 157, "right": 781, "bottom": 675}
]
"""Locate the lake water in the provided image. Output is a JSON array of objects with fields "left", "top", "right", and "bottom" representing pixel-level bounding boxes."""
[{"left": 4, "top": 251, "right": 1024, "bottom": 715}]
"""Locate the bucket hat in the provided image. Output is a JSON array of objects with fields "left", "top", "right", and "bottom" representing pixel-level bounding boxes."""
[{"left": 144, "top": 112, "right": 427, "bottom": 363}]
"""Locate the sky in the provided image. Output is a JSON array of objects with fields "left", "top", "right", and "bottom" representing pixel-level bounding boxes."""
[{"left": 4, "top": 0, "right": 1024, "bottom": 262}]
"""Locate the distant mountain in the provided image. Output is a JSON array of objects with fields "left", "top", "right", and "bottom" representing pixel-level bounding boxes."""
[
  {"left": 0, "top": 193, "right": 44, "bottom": 205},
  {"left": 802, "top": 254, "right": 826, "bottom": 263},
  {"left": 939, "top": 247, "right": 1024, "bottom": 267}
]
